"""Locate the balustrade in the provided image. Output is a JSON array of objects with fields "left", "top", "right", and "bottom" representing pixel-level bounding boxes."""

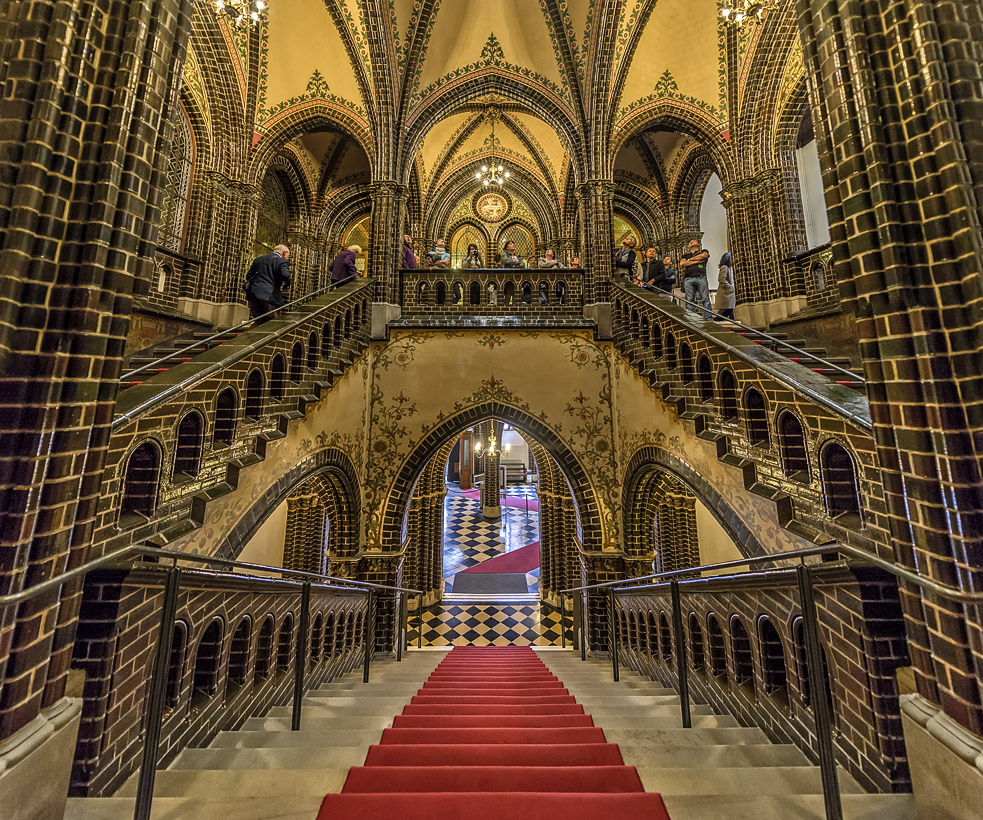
[{"left": 398, "top": 268, "right": 588, "bottom": 325}]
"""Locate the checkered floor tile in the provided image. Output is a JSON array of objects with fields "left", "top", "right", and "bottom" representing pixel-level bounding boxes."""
[
  {"left": 407, "top": 603, "right": 573, "bottom": 646},
  {"left": 443, "top": 484, "right": 540, "bottom": 594}
]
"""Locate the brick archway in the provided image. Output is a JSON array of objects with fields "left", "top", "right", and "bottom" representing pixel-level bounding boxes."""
[
  {"left": 379, "top": 402, "right": 603, "bottom": 552},
  {"left": 622, "top": 445, "right": 764, "bottom": 562},
  {"left": 214, "top": 447, "right": 361, "bottom": 561}
]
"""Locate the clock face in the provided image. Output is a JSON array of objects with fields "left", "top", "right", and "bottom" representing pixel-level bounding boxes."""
[{"left": 476, "top": 193, "right": 509, "bottom": 223}]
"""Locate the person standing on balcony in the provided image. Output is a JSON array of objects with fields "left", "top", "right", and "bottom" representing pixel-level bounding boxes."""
[
  {"left": 500, "top": 240, "right": 523, "bottom": 268},
  {"left": 538, "top": 249, "right": 561, "bottom": 268},
  {"left": 427, "top": 238, "right": 451, "bottom": 269},
  {"left": 244, "top": 244, "right": 291, "bottom": 323},
  {"left": 330, "top": 244, "right": 361, "bottom": 286},
  {"left": 402, "top": 235, "right": 418, "bottom": 269},
  {"left": 571, "top": 256, "right": 581, "bottom": 268},
  {"left": 715, "top": 251, "right": 736, "bottom": 320},
  {"left": 679, "top": 239, "right": 712, "bottom": 317},
  {"left": 461, "top": 243, "right": 484, "bottom": 269},
  {"left": 614, "top": 235, "right": 638, "bottom": 281}
]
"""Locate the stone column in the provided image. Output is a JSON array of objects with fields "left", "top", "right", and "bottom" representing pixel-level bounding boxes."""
[
  {"left": 721, "top": 169, "right": 806, "bottom": 325},
  {"left": 367, "top": 181, "right": 407, "bottom": 307},
  {"left": 576, "top": 180, "right": 615, "bottom": 303},
  {"left": 797, "top": 0, "right": 983, "bottom": 737}
]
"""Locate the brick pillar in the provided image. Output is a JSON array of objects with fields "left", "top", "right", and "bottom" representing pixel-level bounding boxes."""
[
  {"left": 581, "top": 553, "right": 627, "bottom": 655},
  {"left": 797, "top": 0, "right": 983, "bottom": 733},
  {"left": 284, "top": 493, "right": 327, "bottom": 575},
  {"left": 0, "top": 0, "right": 193, "bottom": 739},
  {"left": 577, "top": 180, "right": 615, "bottom": 303},
  {"left": 358, "top": 554, "right": 405, "bottom": 654},
  {"left": 538, "top": 488, "right": 557, "bottom": 605},
  {"left": 368, "top": 181, "right": 406, "bottom": 304}
]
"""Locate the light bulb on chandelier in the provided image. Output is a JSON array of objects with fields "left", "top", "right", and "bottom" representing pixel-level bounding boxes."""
[
  {"left": 719, "top": 0, "right": 776, "bottom": 27},
  {"left": 475, "top": 106, "right": 511, "bottom": 187},
  {"left": 214, "top": 0, "right": 268, "bottom": 27}
]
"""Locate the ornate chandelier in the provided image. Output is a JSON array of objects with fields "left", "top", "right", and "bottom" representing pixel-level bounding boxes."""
[
  {"left": 214, "top": 0, "right": 267, "bottom": 26},
  {"left": 474, "top": 433, "right": 510, "bottom": 458},
  {"left": 719, "top": 0, "right": 777, "bottom": 26},
  {"left": 475, "top": 108, "right": 510, "bottom": 187}
]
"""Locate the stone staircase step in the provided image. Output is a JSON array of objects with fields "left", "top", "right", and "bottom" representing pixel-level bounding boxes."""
[
  {"left": 170, "top": 742, "right": 379, "bottom": 768},
  {"left": 638, "top": 765, "right": 865, "bottom": 795},
  {"left": 617, "top": 743, "right": 810, "bottom": 769},
  {"left": 64, "top": 795, "right": 325, "bottom": 820},
  {"left": 115, "top": 767, "right": 347, "bottom": 798},
  {"left": 661, "top": 794, "right": 916, "bottom": 820}
]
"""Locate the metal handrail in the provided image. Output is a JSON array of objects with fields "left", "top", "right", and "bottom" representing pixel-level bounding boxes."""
[
  {"left": 613, "top": 278, "right": 865, "bottom": 384},
  {"left": 121, "top": 274, "right": 362, "bottom": 382},
  {"left": 113, "top": 276, "right": 369, "bottom": 429},
  {"left": 560, "top": 538, "right": 983, "bottom": 820},
  {"left": 561, "top": 541, "right": 983, "bottom": 604},
  {"left": 0, "top": 541, "right": 421, "bottom": 611},
  {"left": 0, "top": 540, "right": 422, "bottom": 820}
]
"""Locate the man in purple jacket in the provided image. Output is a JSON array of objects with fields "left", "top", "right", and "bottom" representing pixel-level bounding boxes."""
[
  {"left": 402, "top": 235, "right": 418, "bottom": 269},
  {"left": 331, "top": 244, "right": 361, "bottom": 285}
]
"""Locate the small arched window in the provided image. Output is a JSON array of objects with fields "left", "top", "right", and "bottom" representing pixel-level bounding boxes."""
[
  {"left": 254, "top": 616, "right": 274, "bottom": 681},
  {"left": 730, "top": 616, "right": 755, "bottom": 697},
  {"left": 344, "top": 310, "right": 352, "bottom": 339},
  {"left": 697, "top": 354, "right": 714, "bottom": 403},
  {"left": 122, "top": 441, "right": 161, "bottom": 518},
  {"left": 174, "top": 411, "right": 203, "bottom": 477},
  {"left": 270, "top": 354, "right": 286, "bottom": 402},
  {"left": 658, "top": 612, "right": 672, "bottom": 661},
  {"left": 310, "top": 612, "right": 323, "bottom": 666},
  {"left": 719, "top": 369, "right": 738, "bottom": 420},
  {"left": 821, "top": 441, "right": 862, "bottom": 523},
  {"left": 192, "top": 619, "right": 224, "bottom": 708},
  {"left": 758, "top": 617, "right": 789, "bottom": 703},
  {"left": 277, "top": 614, "right": 294, "bottom": 674},
  {"left": 245, "top": 369, "right": 264, "bottom": 420},
  {"left": 679, "top": 343, "right": 694, "bottom": 384},
  {"left": 435, "top": 281, "right": 447, "bottom": 305},
  {"left": 333, "top": 316, "right": 342, "bottom": 347},
  {"left": 353, "top": 304, "right": 361, "bottom": 328},
  {"left": 706, "top": 614, "right": 727, "bottom": 681},
  {"left": 325, "top": 612, "right": 336, "bottom": 658},
  {"left": 778, "top": 411, "right": 810, "bottom": 479},
  {"left": 503, "top": 281, "right": 515, "bottom": 305},
  {"left": 640, "top": 316, "right": 650, "bottom": 347},
  {"left": 321, "top": 322, "right": 332, "bottom": 358},
  {"left": 665, "top": 332, "right": 677, "bottom": 370},
  {"left": 307, "top": 332, "right": 319, "bottom": 371},
  {"left": 165, "top": 621, "right": 189, "bottom": 708},
  {"left": 290, "top": 342, "right": 304, "bottom": 383},
  {"left": 335, "top": 612, "right": 347, "bottom": 655},
  {"left": 743, "top": 387, "right": 769, "bottom": 446},
  {"left": 688, "top": 613, "right": 705, "bottom": 672},
  {"left": 651, "top": 324, "right": 663, "bottom": 359},
  {"left": 214, "top": 388, "right": 238, "bottom": 445},
  {"left": 792, "top": 616, "right": 834, "bottom": 711},
  {"left": 646, "top": 611, "right": 658, "bottom": 656},
  {"left": 228, "top": 617, "right": 251, "bottom": 689},
  {"left": 469, "top": 281, "right": 481, "bottom": 305}
]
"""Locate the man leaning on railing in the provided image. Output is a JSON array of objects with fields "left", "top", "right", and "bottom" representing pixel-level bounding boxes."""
[{"left": 244, "top": 243, "right": 291, "bottom": 324}]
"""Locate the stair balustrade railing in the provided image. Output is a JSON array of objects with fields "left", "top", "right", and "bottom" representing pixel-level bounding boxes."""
[
  {"left": 0, "top": 542, "right": 422, "bottom": 820},
  {"left": 121, "top": 273, "right": 361, "bottom": 384},
  {"left": 560, "top": 542, "right": 983, "bottom": 820},
  {"left": 613, "top": 279, "right": 864, "bottom": 384}
]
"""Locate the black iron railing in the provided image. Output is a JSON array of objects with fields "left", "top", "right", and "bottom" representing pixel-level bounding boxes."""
[
  {"left": 559, "top": 542, "right": 983, "bottom": 820},
  {"left": 0, "top": 543, "right": 422, "bottom": 820}
]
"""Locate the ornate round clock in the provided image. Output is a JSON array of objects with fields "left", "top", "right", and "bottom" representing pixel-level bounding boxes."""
[{"left": 475, "top": 192, "right": 510, "bottom": 223}]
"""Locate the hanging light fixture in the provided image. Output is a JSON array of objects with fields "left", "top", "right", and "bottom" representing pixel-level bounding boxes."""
[
  {"left": 214, "top": 0, "right": 267, "bottom": 27},
  {"left": 719, "top": 0, "right": 777, "bottom": 26},
  {"left": 475, "top": 107, "right": 511, "bottom": 187},
  {"left": 473, "top": 432, "right": 511, "bottom": 458}
]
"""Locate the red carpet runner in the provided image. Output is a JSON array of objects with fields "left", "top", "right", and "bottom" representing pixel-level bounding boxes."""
[
  {"left": 316, "top": 646, "right": 671, "bottom": 819},
  {"left": 458, "top": 541, "right": 540, "bottom": 574}
]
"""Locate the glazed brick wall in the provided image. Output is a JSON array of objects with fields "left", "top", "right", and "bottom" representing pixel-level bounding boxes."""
[
  {"left": 70, "top": 568, "right": 368, "bottom": 796},
  {"left": 614, "top": 564, "right": 910, "bottom": 793}
]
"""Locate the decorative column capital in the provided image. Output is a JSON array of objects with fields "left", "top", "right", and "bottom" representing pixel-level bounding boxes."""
[{"left": 369, "top": 180, "right": 408, "bottom": 201}]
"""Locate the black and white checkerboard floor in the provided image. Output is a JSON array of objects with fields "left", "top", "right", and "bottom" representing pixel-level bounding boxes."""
[
  {"left": 406, "top": 602, "right": 573, "bottom": 647},
  {"left": 407, "top": 483, "right": 570, "bottom": 646},
  {"left": 442, "top": 484, "right": 540, "bottom": 593}
]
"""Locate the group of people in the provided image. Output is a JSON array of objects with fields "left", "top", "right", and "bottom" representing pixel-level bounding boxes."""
[
  {"left": 245, "top": 233, "right": 735, "bottom": 325},
  {"left": 615, "top": 235, "right": 735, "bottom": 320},
  {"left": 405, "top": 236, "right": 581, "bottom": 271}
]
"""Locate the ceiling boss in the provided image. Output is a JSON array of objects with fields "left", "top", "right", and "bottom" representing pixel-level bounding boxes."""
[{"left": 475, "top": 192, "right": 509, "bottom": 223}]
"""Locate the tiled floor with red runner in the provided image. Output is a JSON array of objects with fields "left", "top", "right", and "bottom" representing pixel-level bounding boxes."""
[{"left": 316, "top": 646, "right": 671, "bottom": 819}]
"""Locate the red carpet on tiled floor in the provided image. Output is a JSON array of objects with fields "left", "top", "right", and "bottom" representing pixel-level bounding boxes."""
[
  {"left": 461, "top": 489, "right": 540, "bottom": 512},
  {"left": 458, "top": 541, "right": 540, "bottom": 574},
  {"left": 316, "top": 646, "right": 671, "bottom": 819}
]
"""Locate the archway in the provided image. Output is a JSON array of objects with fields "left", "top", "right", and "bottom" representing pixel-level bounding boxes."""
[{"left": 388, "top": 407, "right": 594, "bottom": 647}]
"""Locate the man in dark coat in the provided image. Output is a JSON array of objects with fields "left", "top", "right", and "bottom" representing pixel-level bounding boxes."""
[
  {"left": 244, "top": 244, "right": 291, "bottom": 323},
  {"left": 331, "top": 244, "right": 361, "bottom": 285}
]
